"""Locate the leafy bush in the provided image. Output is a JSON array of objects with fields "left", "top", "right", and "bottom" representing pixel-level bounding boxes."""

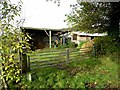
[
  {"left": 21, "top": 68, "right": 71, "bottom": 89},
  {"left": 57, "top": 39, "right": 75, "bottom": 49},
  {"left": 94, "top": 36, "right": 119, "bottom": 56},
  {"left": 0, "top": 0, "right": 31, "bottom": 89},
  {"left": 57, "top": 43, "right": 68, "bottom": 49},
  {"left": 67, "top": 39, "right": 76, "bottom": 48}
]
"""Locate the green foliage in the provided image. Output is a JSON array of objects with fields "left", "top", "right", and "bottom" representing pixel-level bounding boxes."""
[
  {"left": 21, "top": 54, "right": 119, "bottom": 89},
  {"left": 94, "top": 36, "right": 119, "bottom": 55},
  {"left": 57, "top": 43, "right": 68, "bottom": 49},
  {"left": 57, "top": 39, "right": 75, "bottom": 49},
  {"left": 21, "top": 68, "right": 70, "bottom": 89},
  {"left": 1, "top": 55, "right": 21, "bottom": 83},
  {"left": 77, "top": 41, "right": 85, "bottom": 48},
  {"left": 67, "top": 39, "right": 76, "bottom": 48},
  {"left": 66, "top": 2, "right": 120, "bottom": 39},
  {"left": 0, "top": 0, "right": 31, "bottom": 89},
  {"left": 65, "top": 2, "right": 119, "bottom": 58},
  {"left": 65, "top": 2, "right": 111, "bottom": 33}
]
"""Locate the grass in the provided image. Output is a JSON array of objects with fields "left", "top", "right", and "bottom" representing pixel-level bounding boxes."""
[{"left": 21, "top": 48, "right": 119, "bottom": 89}]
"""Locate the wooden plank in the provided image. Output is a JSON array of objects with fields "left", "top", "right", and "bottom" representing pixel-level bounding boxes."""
[
  {"left": 30, "top": 61, "right": 66, "bottom": 69},
  {"left": 30, "top": 55, "right": 66, "bottom": 62},
  {"left": 29, "top": 48, "right": 92, "bottom": 70},
  {"left": 30, "top": 59, "right": 66, "bottom": 65},
  {"left": 30, "top": 51, "right": 66, "bottom": 56},
  {"left": 31, "top": 59, "right": 60, "bottom": 64}
]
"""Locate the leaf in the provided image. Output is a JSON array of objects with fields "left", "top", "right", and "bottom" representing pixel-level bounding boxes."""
[
  {"left": 47, "top": 77, "right": 54, "bottom": 86},
  {"left": 16, "top": 78, "right": 20, "bottom": 83}
]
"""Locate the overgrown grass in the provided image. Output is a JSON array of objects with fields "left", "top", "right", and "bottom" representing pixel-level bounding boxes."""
[{"left": 21, "top": 50, "right": 119, "bottom": 89}]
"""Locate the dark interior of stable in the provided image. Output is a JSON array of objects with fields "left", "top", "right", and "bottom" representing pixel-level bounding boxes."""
[{"left": 23, "top": 28, "right": 63, "bottom": 50}]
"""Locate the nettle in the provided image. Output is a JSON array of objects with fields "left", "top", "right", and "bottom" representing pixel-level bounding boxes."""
[{"left": 0, "top": 0, "right": 30, "bottom": 89}]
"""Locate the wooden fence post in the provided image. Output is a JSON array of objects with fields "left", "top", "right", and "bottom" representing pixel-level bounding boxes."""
[
  {"left": 49, "top": 30, "right": 52, "bottom": 48},
  {"left": 21, "top": 53, "right": 27, "bottom": 73},
  {"left": 93, "top": 44, "right": 97, "bottom": 57},
  {"left": 19, "top": 47, "right": 28, "bottom": 74},
  {"left": 27, "top": 55, "right": 30, "bottom": 72},
  {"left": 66, "top": 48, "right": 69, "bottom": 64}
]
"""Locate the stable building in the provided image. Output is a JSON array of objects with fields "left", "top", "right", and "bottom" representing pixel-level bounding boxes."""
[{"left": 21, "top": 27, "right": 69, "bottom": 50}]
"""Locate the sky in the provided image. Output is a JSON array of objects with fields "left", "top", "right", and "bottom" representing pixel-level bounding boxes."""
[{"left": 21, "top": 0, "right": 77, "bottom": 29}]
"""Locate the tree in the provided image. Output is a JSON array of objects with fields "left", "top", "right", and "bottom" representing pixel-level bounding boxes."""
[
  {"left": 65, "top": 1, "right": 120, "bottom": 56},
  {"left": 0, "top": 0, "right": 30, "bottom": 89},
  {"left": 108, "top": 2, "right": 120, "bottom": 39},
  {"left": 65, "top": 2, "right": 120, "bottom": 40}
]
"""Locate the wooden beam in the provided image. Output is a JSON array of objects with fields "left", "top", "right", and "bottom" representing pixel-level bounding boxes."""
[{"left": 49, "top": 30, "right": 52, "bottom": 48}]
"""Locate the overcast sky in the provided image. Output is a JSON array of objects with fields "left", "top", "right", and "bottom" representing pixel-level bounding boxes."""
[{"left": 21, "top": 0, "right": 77, "bottom": 29}]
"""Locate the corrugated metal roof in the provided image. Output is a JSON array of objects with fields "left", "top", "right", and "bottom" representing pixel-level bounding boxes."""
[
  {"left": 73, "top": 31, "right": 107, "bottom": 36},
  {"left": 60, "top": 32, "right": 71, "bottom": 38},
  {"left": 21, "top": 27, "right": 70, "bottom": 31}
]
